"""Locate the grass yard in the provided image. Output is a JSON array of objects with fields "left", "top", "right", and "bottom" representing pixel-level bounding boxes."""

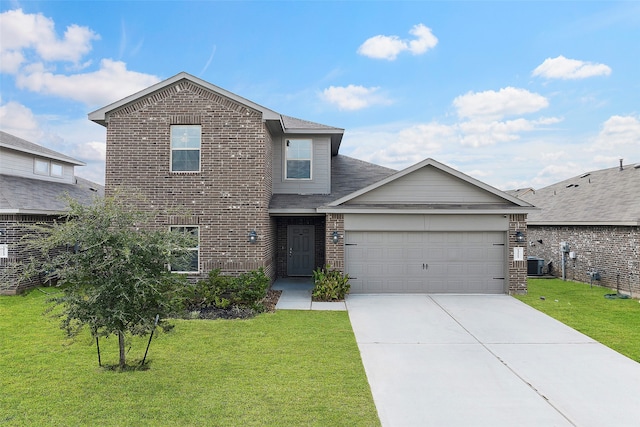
[
  {"left": 515, "top": 278, "right": 640, "bottom": 363},
  {"left": 0, "top": 289, "right": 380, "bottom": 426}
]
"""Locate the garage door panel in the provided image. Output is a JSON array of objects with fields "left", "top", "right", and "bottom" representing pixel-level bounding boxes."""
[{"left": 345, "top": 231, "right": 506, "bottom": 294}]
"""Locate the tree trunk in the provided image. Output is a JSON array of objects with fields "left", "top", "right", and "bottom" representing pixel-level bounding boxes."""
[{"left": 118, "top": 331, "right": 126, "bottom": 369}]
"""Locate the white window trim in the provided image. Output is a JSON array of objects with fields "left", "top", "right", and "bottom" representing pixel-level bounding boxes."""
[
  {"left": 170, "top": 125, "right": 202, "bottom": 173},
  {"left": 284, "top": 138, "right": 313, "bottom": 180},
  {"left": 169, "top": 225, "right": 200, "bottom": 273}
]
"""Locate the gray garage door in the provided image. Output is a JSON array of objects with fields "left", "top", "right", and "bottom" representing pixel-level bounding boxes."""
[{"left": 345, "top": 231, "right": 506, "bottom": 294}]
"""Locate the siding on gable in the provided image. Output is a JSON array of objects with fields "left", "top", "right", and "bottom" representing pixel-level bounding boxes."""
[
  {"left": 272, "top": 135, "right": 331, "bottom": 194},
  {"left": 0, "top": 148, "right": 75, "bottom": 184},
  {"left": 348, "top": 166, "right": 506, "bottom": 205}
]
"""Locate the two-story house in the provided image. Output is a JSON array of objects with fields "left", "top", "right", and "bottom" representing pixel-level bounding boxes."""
[
  {"left": 0, "top": 130, "right": 104, "bottom": 294},
  {"left": 90, "top": 72, "right": 533, "bottom": 294}
]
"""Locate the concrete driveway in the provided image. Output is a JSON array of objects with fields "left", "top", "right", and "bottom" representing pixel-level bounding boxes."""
[{"left": 346, "top": 294, "right": 640, "bottom": 427}]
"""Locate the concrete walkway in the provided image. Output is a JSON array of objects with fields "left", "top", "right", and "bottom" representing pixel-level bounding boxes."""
[
  {"left": 272, "top": 277, "right": 346, "bottom": 311},
  {"left": 346, "top": 294, "right": 640, "bottom": 427}
]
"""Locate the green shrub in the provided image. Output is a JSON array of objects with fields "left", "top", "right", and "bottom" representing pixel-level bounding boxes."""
[
  {"left": 185, "top": 268, "right": 269, "bottom": 312},
  {"left": 312, "top": 265, "right": 350, "bottom": 301}
]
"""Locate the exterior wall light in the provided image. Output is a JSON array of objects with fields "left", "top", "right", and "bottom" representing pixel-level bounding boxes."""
[
  {"left": 248, "top": 230, "right": 258, "bottom": 244},
  {"left": 331, "top": 231, "right": 341, "bottom": 244},
  {"left": 515, "top": 231, "right": 525, "bottom": 243}
]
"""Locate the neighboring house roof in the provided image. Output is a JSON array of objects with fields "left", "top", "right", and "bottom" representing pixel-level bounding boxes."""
[
  {"left": 269, "top": 155, "right": 396, "bottom": 213},
  {"left": 505, "top": 187, "right": 535, "bottom": 198},
  {"left": 0, "top": 174, "right": 104, "bottom": 215},
  {"left": 320, "top": 158, "right": 534, "bottom": 214},
  {"left": 0, "top": 130, "right": 85, "bottom": 166},
  {"left": 519, "top": 163, "right": 640, "bottom": 226},
  {"left": 88, "top": 72, "right": 344, "bottom": 154}
]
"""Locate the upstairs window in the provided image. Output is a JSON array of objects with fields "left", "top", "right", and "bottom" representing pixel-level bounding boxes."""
[
  {"left": 51, "top": 163, "right": 64, "bottom": 177},
  {"left": 285, "top": 139, "right": 312, "bottom": 179},
  {"left": 34, "top": 159, "right": 49, "bottom": 175},
  {"left": 171, "top": 125, "right": 201, "bottom": 172}
]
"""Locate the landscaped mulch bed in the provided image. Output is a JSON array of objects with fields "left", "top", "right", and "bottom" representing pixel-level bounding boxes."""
[{"left": 186, "top": 289, "right": 282, "bottom": 320}]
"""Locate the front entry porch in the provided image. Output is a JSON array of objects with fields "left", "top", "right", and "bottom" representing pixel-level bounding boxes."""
[{"left": 274, "top": 216, "right": 326, "bottom": 278}]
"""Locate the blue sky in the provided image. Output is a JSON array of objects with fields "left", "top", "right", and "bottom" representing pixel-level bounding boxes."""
[{"left": 1, "top": 1, "right": 639, "bottom": 189}]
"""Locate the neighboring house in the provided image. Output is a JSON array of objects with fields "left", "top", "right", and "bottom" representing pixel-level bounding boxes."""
[
  {"left": 0, "top": 130, "right": 104, "bottom": 294},
  {"left": 89, "top": 72, "right": 533, "bottom": 294},
  {"left": 517, "top": 162, "right": 640, "bottom": 296}
]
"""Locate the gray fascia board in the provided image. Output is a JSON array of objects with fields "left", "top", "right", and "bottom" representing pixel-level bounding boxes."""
[
  {"left": 89, "top": 72, "right": 280, "bottom": 125},
  {"left": 317, "top": 207, "right": 535, "bottom": 215},
  {"left": 528, "top": 221, "right": 640, "bottom": 227},
  {"left": 268, "top": 208, "right": 319, "bottom": 215},
  {"left": 0, "top": 208, "right": 64, "bottom": 215}
]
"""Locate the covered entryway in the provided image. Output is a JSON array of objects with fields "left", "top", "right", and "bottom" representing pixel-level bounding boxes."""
[{"left": 345, "top": 231, "right": 506, "bottom": 293}]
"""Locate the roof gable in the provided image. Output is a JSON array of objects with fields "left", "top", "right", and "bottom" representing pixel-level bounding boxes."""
[
  {"left": 89, "top": 72, "right": 281, "bottom": 126},
  {"left": 89, "top": 72, "right": 345, "bottom": 152},
  {"left": 328, "top": 158, "right": 532, "bottom": 209}
]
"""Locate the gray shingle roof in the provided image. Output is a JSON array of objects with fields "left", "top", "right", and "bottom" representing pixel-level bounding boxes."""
[
  {"left": 0, "top": 130, "right": 85, "bottom": 166},
  {"left": 519, "top": 163, "right": 640, "bottom": 225},
  {"left": 269, "top": 155, "right": 396, "bottom": 211},
  {"left": 280, "top": 115, "right": 343, "bottom": 132},
  {"left": 0, "top": 175, "right": 104, "bottom": 214}
]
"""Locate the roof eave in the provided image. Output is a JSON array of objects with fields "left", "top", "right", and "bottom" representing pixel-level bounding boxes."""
[
  {"left": 268, "top": 208, "right": 320, "bottom": 216},
  {"left": 317, "top": 207, "right": 536, "bottom": 215},
  {"left": 528, "top": 221, "right": 640, "bottom": 227},
  {"left": 89, "top": 71, "right": 281, "bottom": 126},
  {"left": 0, "top": 143, "right": 86, "bottom": 166},
  {"left": 0, "top": 208, "right": 65, "bottom": 215}
]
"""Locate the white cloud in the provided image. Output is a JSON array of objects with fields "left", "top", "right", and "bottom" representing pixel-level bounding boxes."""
[
  {"left": 16, "top": 59, "right": 161, "bottom": 107},
  {"left": 532, "top": 55, "right": 612, "bottom": 80},
  {"left": 0, "top": 8, "right": 99, "bottom": 69},
  {"left": 458, "top": 117, "right": 563, "bottom": 147},
  {"left": 0, "top": 101, "right": 43, "bottom": 141},
  {"left": 321, "top": 85, "right": 391, "bottom": 111},
  {"left": 357, "top": 23, "right": 438, "bottom": 61},
  {"left": 453, "top": 87, "right": 549, "bottom": 120},
  {"left": 589, "top": 115, "right": 640, "bottom": 156},
  {"left": 73, "top": 141, "right": 106, "bottom": 162},
  {"left": 0, "top": 50, "right": 25, "bottom": 74}
]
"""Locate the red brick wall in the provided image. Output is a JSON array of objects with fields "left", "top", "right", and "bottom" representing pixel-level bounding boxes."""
[
  {"left": 528, "top": 225, "right": 640, "bottom": 296},
  {"left": 104, "top": 79, "right": 274, "bottom": 281},
  {"left": 325, "top": 213, "right": 344, "bottom": 272},
  {"left": 508, "top": 214, "right": 528, "bottom": 294},
  {"left": 0, "top": 214, "right": 59, "bottom": 294}
]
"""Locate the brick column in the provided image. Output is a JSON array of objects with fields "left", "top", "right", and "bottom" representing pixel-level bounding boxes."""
[
  {"left": 325, "top": 213, "right": 344, "bottom": 272},
  {"left": 508, "top": 213, "right": 528, "bottom": 294}
]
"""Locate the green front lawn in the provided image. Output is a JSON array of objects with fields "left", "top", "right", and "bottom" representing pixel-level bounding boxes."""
[
  {"left": 0, "top": 290, "right": 380, "bottom": 426},
  {"left": 515, "top": 278, "right": 640, "bottom": 362}
]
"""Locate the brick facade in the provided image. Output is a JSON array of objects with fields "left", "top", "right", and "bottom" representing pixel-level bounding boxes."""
[
  {"left": 508, "top": 214, "right": 528, "bottom": 294},
  {"left": 325, "top": 213, "right": 345, "bottom": 272},
  {"left": 0, "top": 214, "right": 58, "bottom": 294},
  {"left": 528, "top": 225, "right": 640, "bottom": 296},
  {"left": 104, "top": 80, "right": 275, "bottom": 281}
]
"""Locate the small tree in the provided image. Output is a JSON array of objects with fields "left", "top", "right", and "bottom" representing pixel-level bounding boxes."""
[{"left": 23, "top": 194, "right": 194, "bottom": 369}]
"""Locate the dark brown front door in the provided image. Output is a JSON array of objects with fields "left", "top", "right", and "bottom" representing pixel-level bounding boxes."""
[{"left": 287, "top": 225, "right": 315, "bottom": 276}]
